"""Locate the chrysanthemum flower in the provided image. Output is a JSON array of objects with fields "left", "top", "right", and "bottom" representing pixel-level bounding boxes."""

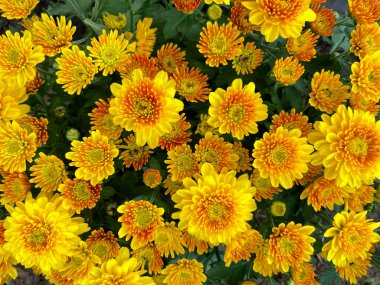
[
  {"left": 350, "top": 92, "right": 380, "bottom": 117},
  {"left": 229, "top": 0, "right": 260, "bottom": 34},
  {"left": 308, "top": 105, "right": 380, "bottom": 187},
  {"left": 163, "top": 174, "right": 184, "bottom": 195},
  {"left": 351, "top": 51, "right": 380, "bottom": 102},
  {"left": 89, "top": 99, "right": 123, "bottom": 141},
  {"left": 286, "top": 29, "right": 319, "bottom": 62},
  {"left": 25, "top": 71, "right": 44, "bottom": 95},
  {"left": 195, "top": 114, "right": 218, "bottom": 136},
  {"left": 172, "top": 0, "right": 202, "bottom": 13},
  {"left": 165, "top": 144, "right": 199, "bottom": 181},
  {"left": 323, "top": 211, "right": 380, "bottom": 266},
  {"left": 58, "top": 178, "right": 102, "bottom": 213},
  {"left": 294, "top": 163, "right": 322, "bottom": 186},
  {"left": 143, "top": 169, "right": 162, "bottom": 188},
  {"left": 348, "top": 0, "right": 380, "bottom": 24},
  {"left": 135, "top": 18, "right": 157, "bottom": 57},
  {"left": 56, "top": 45, "right": 98, "bottom": 95},
  {"left": 15, "top": 115, "right": 48, "bottom": 147},
  {"left": 347, "top": 185, "right": 375, "bottom": 212},
  {"left": 335, "top": 253, "right": 372, "bottom": 284},
  {"left": 30, "top": 153, "right": 67, "bottom": 193},
  {"left": 0, "top": 220, "right": 18, "bottom": 284},
  {"left": 172, "top": 163, "right": 256, "bottom": 245},
  {"left": 250, "top": 169, "right": 282, "bottom": 201},
  {"left": 118, "top": 134, "right": 153, "bottom": 171},
  {"left": 161, "top": 258, "right": 206, "bottom": 285},
  {"left": 155, "top": 43, "right": 187, "bottom": 75},
  {"left": 291, "top": 263, "right": 318, "bottom": 285},
  {"left": 268, "top": 222, "right": 315, "bottom": 273},
  {"left": 0, "top": 172, "right": 30, "bottom": 205},
  {"left": 173, "top": 66, "right": 210, "bottom": 102},
  {"left": 273, "top": 56, "right": 304, "bottom": 86},
  {"left": 195, "top": 132, "right": 239, "bottom": 171},
  {"left": 181, "top": 230, "right": 209, "bottom": 255},
  {"left": 158, "top": 114, "right": 191, "bottom": 150},
  {"left": 270, "top": 201, "right": 286, "bottom": 217},
  {"left": 300, "top": 177, "right": 354, "bottom": 211},
  {"left": 0, "top": 80, "right": 29, "bottom": 123},
  {"left": 0, "top": 121, "right": 37, "bottom": 173},
  {"left": 232, "top": 142, "right": 252, "bottom": 172},
  {"left": 253, "top": 240, "right": 279, "bottom": 277},
  {"left": 103, "top": 12, "right": 127, "bottom": 30},
  {"left": 270, "top": 109, "right": 312, "bottom": 137},
  {"left": 86, "top": 228, "right": 120, "bottom": 262},
  {"left": 253, "top": 127, "right": 314, "bottom": 189},
  {"left": 205, "top": 0, "right": 229, "bottom": 4},
  {"left": 197, "top": 21, "right": 243, "bottom": 67},
  {"left": 207, "top": 4, "right": 223, "bottom": 20},
  {"left": 66, "top": 130, "right": 119, "bottom": 185},
  {"left": 109, "top": 69, "right": 184, "bottom": 148},
  {"left": 0, "top": 0, "right": 39, "bottom": 19},
  {"left": 4, "top": 193, "right": 89, "bottom": 272},
  {"left": 119, "top": 54, "right": 158, "bottom": 80},
  {"left": 241, "top": 282, "right": 257, "bottom": 285},
  {"left": 232, "top": 42, "right": 264, "bottom": 75},
  {"left": 133, "top": 243, "right": 164, "bottom": 274},
  {"left": 154, "top": 221, "right": 185, "bottom": 258},
  {"left": 243, "top": 0, "right": 316, "bottom": 42},
  {"left": 350, "top": 23, "right": 380, "bottom": 59},
  {"left": 0, "top": 31, "right": 44, "bottom": 86},
  {"left": 117, "top": 200, "right": 164, "bottom": 249},
  {"left": 224, "top": 229, "right": 263, "bottom": 267},
  {"left": 310, "top": 5, "right": 336, "bottom": 36}
]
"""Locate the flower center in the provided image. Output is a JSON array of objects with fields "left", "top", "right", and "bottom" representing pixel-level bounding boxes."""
[
  {"left": 6, "top": 138, "right": 23, "bottom": 155},
  {"left": 207, "top": 202, "right": 227, "bottom": 220},
  {"left": 279, "top": 237, "right": 295, "bottom": 254},
  {"left": 161, "top": 56, "right": 177, "bottom": 73},
  {"left": 73, "top": 66, "right": 87, "bottom": 81},
  {"left": 200, "top": 149, "right": 219, "bottom": 165},
  {"left": 136, "top": 207, "right": 154, "bottom": 227},
  {"left": 6, "top": 48, "right": 22, "bottom": 65},
  {"left": 270, "top": 147, "right": 289, "bottom": 165},
  {"left": 101, "top": 46, "right": 119, "bottom": 64},
  {"left": 10, "top": 178, "right": 28, "bottom": 196},
  {"left": 134, "top": 98, "right": 155, "bottom": 119},
  {"left": 254, "top": 176, "right": 271, "bottom": 188},
  {"left": 227, "top": 105, "right": 244, "bottom": 122},
  {"left": 264, "top": 0, "right": 301, "bottom": 19},
  {"left": 42, "top": 162, "right": 64, "bottom": 183},
  {"left": 140, "top": 247, "right": 154, "bottom": 260},
  {"left": 178, "top": 270, "right": 192, "bottom": 281},
  {"left": 144, "top": 172, "right": 159, "bottom": 187},
  {"left": 92, "top": 243, "right": 108, "bottom": 258},
  {"left": 347, "top": 138, "right": 368, "bottom": 156},
  {"left": 86, "top": 149, "right": 105, "bottom": 165},
  {"left": 72, "top": 182, "right": 91, "bottom": 202},
  {"left": 176, "top": 153, "right": 195, "bottom": 170},
  {"left": 102, "top": 114, "right": 118, "bottom": 130},
  {"left": 181, "top": 79, "right": 198, "bottom": 95},
  {"left": 210, "top": 35, "right": 227, "bottom": 55}
]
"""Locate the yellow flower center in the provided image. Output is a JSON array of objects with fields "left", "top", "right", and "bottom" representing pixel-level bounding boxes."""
[
  {"left": 155, "top": 231, "right": 169, "bottom": 244},
  {"left": 136, "top": 207, "right": 154, "bottom": 227},
  {"left": 10, "top": 178, "right": 27, "bottom": 197},
  {"left": 282, "top": 68, "right": 294, "bottom": 77},
  {"left": 101, "top": 46, "right": 119, "bottom": 64},
  {"left": 347, "top": 138, "right": 368, "bottom": 156},
  {"left": 254, "top": 176, "right": 271, "bottom": 188},
  {"left": 102, "top": 114, "right": 118, "bottom": 130},
  {"left": 279, "top": 236, "right": 295, "bottom": 254},
  {"left": 140, "top": 247, "right": 154, "bottom": 261},
  {"left": 176, "top": 153, "right": 195, "bottom": 171},
  {"left": 28, "top": 225, "right": 51, "bottom": 249},
  {"left": 92, "top": 243, "right": 108, "bottom": 258},
  {"left": 200, "top": 149, "right": 219, "bottom": 165},
  {"left": 134, "top": 98, "right": 155, "bottom": 119},
  {"left": 6, "top": 138, "right": 23, "bottom": 155},
  {"left": 270, "top": 147, "right": 289, "bottom": 165},
  {"left": 210, "top": 35, "right": 227, "bottom": 55},
  {"left": 161, "top": 56, "right": 177, "bottom": 73},
  {"left": 144, "top": 172, "right": 159, "bottom": 187},
  {"left": 73, "top": 66, "right": 88, "bottom": 81},
  {"left": 264, "top": 0, "right": 302, "bottom": 19},
  {"left": 6, "top": 48, "right": 22, "bottom": 65},
  {"left": 207, "top": 202, "right": 227, "bottom": 220},
  {"left": 72, "top": 181, "right": 91, "bottom": 202},
  {"left": 178, "top": 270, "right": 192, "bottom": 281},
  {"left": 181, "top": 79, "right": 199, "bottom": 95},
  {"left": 298, "top": 268, "right": 308, "bottom": 281},
  {"left": 42, "top": 162, "right": 64, "bottom": 183},
  {"left": 227, "top": 105, "right": 245, "bottom": 123},
  {"left": 86, "top": 149, "right": 105, "bottom": 165}
]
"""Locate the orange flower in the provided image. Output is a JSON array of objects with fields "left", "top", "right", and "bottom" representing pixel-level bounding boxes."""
[
  {"left": 86, "top": 228, "right": 120, "bottom": 262},
  {"left": 119, "top": 54, "right": 157, "bottom": 80},
  {"left": 347, "top": 185, "right": 375, "bottom": 212},
  {"left": 232, "top": 142, "right": 252, "bottom": 173},
  {"left": 232, "top": 42, "right": 263, "bottom": 75},
  {"left": 229, "top": 0, "right": 260, "bottom": 34},
  {"left": 118, "top": 134, "right": 153, "bottom": 171},
  {"left": 270, "top": 109, "right": 312, "bottom": 137},
  {"left": 165, "top": 144, "right": 199, "bottom": 181},
  {"left": 0, "top": 0, "right": 39, "bottom": 19},
  {"left": 350, "top": 23, "right": 380, "bottom": 59},
  {"left": 250, "top": 169, "right": 282, "bottom": 201},
  {"left": 286, "top": 29, "right": 319, "bottom": 62},
  {"left": 294, "top": 164, "right": 322, "bottom": 186},
  {"left": 0, "top": 172, "right": 30, "bottom": 205},
  {"left": 143, "top": 169, "right": 162, "bottom": 188},
  {"left": 348, "top": 0, "right": 380, "bottom": 24},
  {"left": 181, "top": 230, "right": 209, "bottom": 255},
  {"left": 273, "top": 56, "right": 304, "bottom": 86},
  {"left": 291, "top": 263, "right": 318, "bottom": 285},
  {"left": 163, "top": 175, "right": 184, "bottom": 196},
  {"left": 197, "top": 21, "right": 243, "bottom": 67},
  {"left": 158, "top": 114, "right": 192, "bottom": 150},
  {"left": 253, "top": 240, "right": 279, "bottom": 277},
  {"left": 335, "top": 253, "right": 372, "bottom": 284},
  {"left": 172, "top": 0, "right": 202, "bottom": 13},
  {"left": 310, "top": 5, "right": 336, "bottom": 36},
  {"left": 132, "top": 243, "right": 164, "bottom": 274},
  {"left": 155, "top": 43, "right": 187, "bottom": 75},
  {"left": 25, "top": 72, "right": 44, "bottom": 95},
  {"left": 135, "top": 18, "right": 157, "bottom": 57},
  {"left": 161, "top": 259, "right": 206, "bottom": 285},
  {"left": 350, "top": 92, "right": 380, "bottom": 116},
  {"left": 15, "top": 115, "right": 48, "bottom": 147}
]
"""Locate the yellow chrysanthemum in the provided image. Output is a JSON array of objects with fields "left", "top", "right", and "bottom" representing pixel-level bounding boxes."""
[
  {"left": 103, "top": 12, "right": 127, "bottom": 30},
  {"left": 294, "top": 163, "right": 322, "bottom": 186},
  {"left": 135, "top": 18, "right": 157, "bottom": 57},
  {"left": 252, "top": 127, "right": 314, "bottom": 189},
  {"left": 252, "top": 240, "right": 279, "bottom": 277},
  {"left": 87, "top": 29, "right": 135, "bottom": 76},
  {"left": 158, "top": 113, "right": 192, "bottom": 150},
  {"left": 232, "top": 42, "right": 263, "bottom": 75},
  {"left": 56, "top": 45, "right": 98, "bottom": 95},
  {"left": 0, "top": 30, "right": 44, "bottom": 86},
  {"left": 117, "top": 200, "right": 164, "bottom": 249},
  {"left": 133, "top": 243, "right": 164, "bottom": 275},
  {"left": 0, "top": 0, "right": 39, "bottom": 19},
  {"left": 291, "top": 263, "right": 318, "bottom": 285},
  {"left": 310, "top": 5, "right": 335, "bottom": 36},
  {"left": 65, "top": 130, "right": 119, "bottom": 185},
  {"left": 286, "top": 29, "right": 319, "bottom": 62},
  {"left": 350, "top": 23, "right": 380, "bottom": 59},
  {"left": 181, "top": 230, "right": 209, "bottom": 255},
  {"left": 241, "top": 282, "right": 257, "bottom": 285},
  {"left": 205, "top": 0, "right": 229, "bottom": 5},
  {"left": 118, "top": 134, "right": 153, "bottom": 171},
  {"left": 270, "top": 201, "right": 286, "bottom": 217},
  {"left": 335, "top": 253, "right": 372, "bottom": 284},
  {"left": 165, "top": 144, "right": 199, "bottom": 181},
  {"left": 250, "top": 169, "right": 282, "bottom": 201},
  {"left": 163, "top": 174, "right": 183, "bottom": 196},
  {"left": 268, "top": 222, "right": 315, "bottom": 273},
  {"left": 155, "top": 43, "right": 186, "bottom": 75},
  {"left": 195, "top": 114, "right": 218, "bottom": 136},
  {"left": 351, "top": 50, "right": 380, "bottom": 102},
  {"left": 172, "top": 163, "right": 256, "bottom": 245},
  {"left": 243, "top": 0, "right": 316, "bottom": 42},
  {"left": 348, "top": 0, "right": 380, "bottom": 24},
  {"left": 3, "top": 193, "right": 89, "bottom": 272},
  {"left": 172, "top": 0, "right": 202, "bottom": 13},
  {"left": 25, "top": 71, "right": 44, "bottom": 95},
  {"left": 351, "top": 91, "right": 380, "bottom": 115},
  {"left": 0, "top": 120, "right": 37, "bottom": 173},
  {"left": 143, "top": 168, "right": 162, "bottom": 188},
  {"left": 270, "top": 109, "right": 312, "bottom": 137},
  {"left": 322, "top": 211, "right": 380, "bottom": 266},
  {"left": 207, "top": 4, "right": 223, "bottom": 20},
  {"left": 0, "top": 220, "right": 18, "bottom": 284},
  {"left": 346, "top": 185, "right": 375, "bottom": 212},
  {"left": 161, "top": 259, "right": 206, "bottom": 285},
  {"left": 273, "top": 56, "right": 305, "bottom": 86},
  {"left": 0, "top": 172, "right": 30, "bottom": 205},
  {"left": 109, "top": 69, "right": 184, "bottom": 148},
  {"left": 0, "top": 80, "right": 29, "bottom": 123},
  {"left": 29, "top": 153, "right": 67, "bottom": 193},
  {"left": 208, "top": 78, "right": 268, "bottom": 140},
  {"left": 308, "top": 105, "right": 380, "bottom": 187},
  {"left": 154, "top": 221, "right": 185, "bottom": 258},
  {"left": 16, "top": 115, "right": 48, "bottom": 147},
  {"left": 86, "top": 228, "right": 120, "bottom": 262},
  {"left": 197, "top": 21, "right": 243, "bottom": 67},
  {"left": 229, "top": 0, "right": 260, "bottom": 34},
  {"left": 232, "top": 142, "right": 252, "bottom": 173}
]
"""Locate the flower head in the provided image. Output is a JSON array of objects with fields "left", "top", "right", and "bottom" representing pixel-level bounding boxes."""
[
  {"left": 232, "top": 142, "right": 252, "bottom": 172},
  {"left": 335, "top": 253, "right": 372, "bottom": 284},
  {"left": 270, "top": 109, "right": 312, "bottom": 137},
  {"left": 229, "top": 0, "right": 260, "bottom": 34},
  {"left": 0, "top": 0, "right": 39, "bottom": 19},
  {"left": 103, "top": 13, "right": 127, "bottom": 30},
  {"left": 348, "top": 0, "right": 380, "bottom": 24},
  {"left": 154, "top": 221, "right": 185, "bottom": 258},
  {"left": 347, "top": 185, "right": 375, "bottom": 212},
  {"left": 132, "top": 243, "right": 164, "bottom": 274},
  {"left": 119, "top": 54, "right": 158, "bottom": 80},
  {"left": 135, "top": 18, "right": 157, "bottom": 57},
  {"left": 350, "top": 23, "right": 380, "bottom": 59},
  {"left": 15, "top": 115, "right": 48, "bottom": 147},
  {"left": 118, "top": 134, "right": 153, "bottom": 170},
  {"left": 273, "top": 56, "right": 304, "bottom": 86},
  {"left": 0, "top": 172, "right": 30, "bottom": 205},
  {"left": 232, "top": 41, "right": 264, "bottom": 76},
  {"left": 250, "top": 169, "right": 282, "bottom": 201},
  {"left": 158, "top": 113, "right": 192, "bottom": 150},
  {"left": 143, "top": 169, "right": 162, "bottom": 188},
  {"left": 253, "top": 240, "right": 279, "bottom": 277},
  {"left": 310, "top": 5, "right": 336, "bottom": 36},
  {"left": 0, "top": 80, "right": 29, "bottom": 123},
  {"left": 270, "top": 201, "right": 286, "bottom": 217},
  {"left": 181, "top": 230, "right": 209, "bottom": 255},
  {"left": 172, "top": 0, "right": 202, "bottom": 13},
  {"left": 165, "top": 144, "right": 199, "bottom": 181},
  {"left": 155, "top": 43, "right": 186, "bottom": 75},
  {"left": 291, "top": 263, "right": 318, "bottom": 285},
  {"left": 86, "top": 228, "right": 120, "bottom": 262},
  {"left": 286, "top": 29, "right": 319, "bottom": 62},
  {"left": 162, "top": 259, "right": 206, "bottom": 285}
]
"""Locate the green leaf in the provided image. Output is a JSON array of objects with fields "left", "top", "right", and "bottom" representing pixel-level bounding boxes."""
[
  {"left": 318, "top": 261, "right": 341, "bottom": 285},
  {"left": 101, "top": 186, "right": 116, "bottom": 199},
  {"left": 162, "top": 8, "right": 188, "bottom": 39}
]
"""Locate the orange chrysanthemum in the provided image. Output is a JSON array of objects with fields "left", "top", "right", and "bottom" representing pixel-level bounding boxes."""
[
  {"left": 15, "top": 115, "right": 48, "bottom": 147},
  {"left": 195, "top": 114, "right": 218, "bottom": 136},
  {"left": 135, "top": 18, "right": 157, "bottom": 57},
  {"left": 308, "top": 105, "right": 380, "bottom": 187},
  {"left": 86, "top": 228, "right": 120, "bottom": 262},
  {"left": 163, "top": 175, "right": 184, "bottom": 196},
  {"left": 56, "top": 45, "right": 98, "bottom": 95},
  {"left": 350, "top": 23, "right": 380, "bottom": 59},
  {"left": 173, "top": 66, "right": 211, "bottom": 102},
  {"left": 310, "top": 5, "right": 336, "bottom": 36},
  {"left": 250, "top": 169, "right": 282, "bottom": 201},
  {"left": 350, "top": 93, "right": 380, "bottom": 116},
  {"left": 348, "top": 0, "right": 380, "bottom": 24},
  {"left": 181, "top": 230, "right": 209, "bottom": 255},
  {"left": 253, "top": 127, "right": 314, "bottom": 189},
  {"left": 0, "top": 0, "right": 39, "bottom": 19},
  {"left": 346, "top": 185, "right": 375, "bottom": 212},
  {"left": 58, "top": 178, "right": 102, "bottom": 213},
  {"left": 291, "top": 263, "right": 318, "bottom": 285},
  {"left": 89, "top": 99, "right": 123, "bottom": 141},
  {"left": 117, "top": 200, "right": 164, "bottom": 249},
  {"left": 165, "top": 144, "right": 199, "bottom": 181},
  {"left": 65, "top": 130, "right": 119, "bottom": 185},
  {"left": 118, "top": 134, "right": 152, "bottom": 171},
  {"left": 335, "top": 253, "right": 372, "bottom": 284},
  {"left": 155, "top": 43, "right": 187, "bottom": 75},
  {"left": 197, "top": 21, "right": 243, "bottom": 67},
  {"left": 0, "top": 172, "right": 30, "bottom": 205},
  {"left": 286, "top": 29, "right": 319, "bottom": 62},
  {"left": 270, "top": 109, "right": 312, "bottom": 137},
  {"left": 0, "top": 80, "right": 29, "bottom": 123},
  {"left": 194, "top": 132, "right": 239, "bottom": 172},
  {"left": 143, "top": 169, "right": 162, "bottom": 188},
  {"left": 161, "top": 259, "right": 206, "bottom": 285},
  {"left": 119, "top": 54, "right": 158, "bottom": 80},
  {"left": 158, "top": 114, "right": 192, "bottom": 150},
  {"left": 253, "top": 240, "right": 279, "bottom": 277},
  {"left": 132, "top": 243, "right": 164, "bottom": 274},
  {"left": 309, "top": 69, "right": 350, "bottom": 114},
  {"left": 25, "top": 71, "right": 44, "bottom": 95},
  {"left": 154, "top": 221, "right": 185, "bottom": 258},
  {"left": 229, "top": 0, "right": 260, "bottom": 34},
  {"left": 232, "top": 142, "right": 252, "bottom": 173},
  {"left": 294, "top": 163, "right": 322, "bottom": 186},
  {"left": 172, "top": 0, "right": 202, "bottom": 13},
  {"left": 268, "top": 222, "right": 315, "bottom": 273},
  {"left": 232, "top": 42, "right": 264, "bottom": 75},
  {"left": 273, "top": 56, "right": 304, "bottom": 86}
]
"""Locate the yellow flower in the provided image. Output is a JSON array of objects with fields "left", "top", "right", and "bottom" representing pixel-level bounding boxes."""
[
  {"left": 232, "top": 42, "right": 263, "bottom": 75},
  {"left": 135, "top": 18, "right": 157, "bottom": 57},
  {"left": 0, "top": 220, "right": 18, "bottom": 284},
  {"left": 155, "top": 43, "right": 187, "bottom": 75},
  {"left": 86, "top": 228, "right": 120, "bottom": 262},
  {"left": 350, "top": 23, "right": 380, "bottom": 59},
  {"left": 348, "top": 0, "right": 380, "bottom": 24},
  {"left": 208, "top": 78, "right": 268, "bottom": 140},
  {"left": 3, "top": 193, "right": 89, "bottom": 272},
  {"left": 273, "top": 56, "right": 304, "bottom": 86},
  {"left": 250, "top": 169, "right": 282, "bottom": 201},
  {"left": 346, "top": 185, "right": 375, "bottom": 212},
  {"left": 119, "top": 54, "right": 158, "bottom": 80},
  {"left": 172, "top": 0, "right": 202, "bottom": 13},
  {"left": 286, "top": 29, "right": 319, "bottom": 62},
  {"left": 229, "top": 0, "right": 260, "bottom": 35},
  {"left": 0, "top": 0, "right": 39, "bottom": 19},
  {"left": 0, "top": 80, "right": 29, "bottom": 123},
  {"left": 252, "top": 127, "right": 314, "bottom": 189},
  {"left": 133, "top": 243, "right": 164, "bottom": 274},
  {"left": 232, "top": 142, "right": 252, "bottom": 173},
  {"left": 30, "top": 153, "right": 67, "bottom": 193},
  {"left": 154, "top": 221, "right": 185, "bottom": 258},
  {"left": 103, "top": 12, "right": 127, "bottom": 30},
  {"left": 294, "top": 163, "right": 322, "bottom": 186},
  {"left": 109, "top": 69, "right": 184, "bottom": 148},
  {"left": 65, "top": 130, "right": 119, "bottom": 185},
  {"left": 172, "top": 163, "right": 256, "bottom": 245},
  {"left": 0, "top": 172, "right": 30, "bottom": 205},
  {"left": 15, "top": 115, "right": 48, "bottom": 147},
  {"left": 197, "top": 21, "right": 243, "bottom": 67},
  {"left": 87, "top": 29, "right": 135, "bottom": 76},
  {"left": 117, "top": 200, "right": 164, "bottom": 249},
  {"left": 0, "top": 120, "right": 37, "bottom": 173},
  {"left": 143, "top": 168, "right": 162, "bottom": 188},
  {"left": 162, "top": 258, "right": 206, "bottom": 285},
  {"left": 335, "top": 253, "right": 372, "bottom": 284},
  {"left": 207, "top": 4, "right": 223, "bottom": 20},
  {"left": 252, "top": 240, "right": 279, "bottom": 277},
  {"left": 322, "top": 211, "right": 380, "bottom": 266},
  {"left": 270, "top": 109, "right": 312, "bottom": 137},
  {"left": 181, "top": 230, "right": 209, "bottom": 255},
  {"left": 310, "top": 4, "right": 336, "bottom": 36},
  {"left": 118, "top": 134, "right": 153, "bottom": 171},
  {"left": 291, "top": 263, "right": 318, "bottom": 285},
  {"left": 25, "top": 71, "right": 44, "bottom": 95},
  {"left": 163, "top": 175, "right": 183, "bottom": 196},
  {"left": 158, "top": 113, "right": 192, "bottom": 150},
  {"left": 195, "top": 114, "right": 218, "bottom": 136},
  {"left": 243, "top": 0, "right": 316, "bottom": 42},
  {"left": 165, "top": 144, "right": 199, "bottom": 181},
  {"left": 308, "top": 105, "right": 380, "bottom": 187},
  {"left": 270, "top": 201, "right": 286, "bottom": 216},
  {"left": 56, "top": 45, "right": 98, "bottom": 95},
  {"left": 0, "top": 31, "right": 44, "bottom": 86},
  {"left": 268, "top": 222, "right": 315, "bottom": 273}
]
